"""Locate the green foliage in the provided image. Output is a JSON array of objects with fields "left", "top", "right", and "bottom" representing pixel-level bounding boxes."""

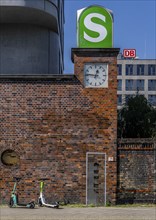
[{"left": 118, "top": 95, "right": 156, "bottom": 138}]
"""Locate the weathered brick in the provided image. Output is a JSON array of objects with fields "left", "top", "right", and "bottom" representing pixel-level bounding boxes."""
[{"left": 117, "top": 139, "right": 155, "bottom": 204}]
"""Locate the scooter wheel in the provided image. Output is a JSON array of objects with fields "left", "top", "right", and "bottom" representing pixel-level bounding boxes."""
[
  {"left": 9, "top": 198, "right": 14, "bottom": 208},
  {"left": 55, "top": 202, "right": 59, "bottom": 209},
  {"left": 38, "top": 198, "right": 43, "bottom": 207},
  {"left": 30, "top": 202, "right": 35, "bottom": 209}
]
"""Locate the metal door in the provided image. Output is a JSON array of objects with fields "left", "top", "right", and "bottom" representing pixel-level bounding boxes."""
[{"left": 86, "top": 152, "right": 106, "bottom": 206}]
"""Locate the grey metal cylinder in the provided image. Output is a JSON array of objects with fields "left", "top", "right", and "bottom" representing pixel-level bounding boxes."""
[{"left": 0, "top": 0, "right": 64, "bottom": 75}]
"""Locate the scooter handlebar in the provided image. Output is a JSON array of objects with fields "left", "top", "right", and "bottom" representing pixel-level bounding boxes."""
[{"left": 13, "top": 177, "right": 21, "bottom": 182}]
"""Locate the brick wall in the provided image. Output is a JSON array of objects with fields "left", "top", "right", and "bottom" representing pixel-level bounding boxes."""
[
  {"left": 117, "top": 139, "right": 156, "bottom": 204},
  {"left": 0, "top": 49, "right": 119, "bottom": 205},
  {"left": 1, "top": 50, "right": 154, "bottom": 205}
]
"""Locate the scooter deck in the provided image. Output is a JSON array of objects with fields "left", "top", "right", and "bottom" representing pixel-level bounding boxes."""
[
  {"left": 17, "top": 203, "right": 28, "bottom": 206},
  {"left": 44, "top": 203, "right": 59, "bottom": 208}
]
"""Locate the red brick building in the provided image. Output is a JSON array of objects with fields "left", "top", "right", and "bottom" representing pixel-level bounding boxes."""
[{"left": 0, "top": 48, "right": 119, "bottom": 205}]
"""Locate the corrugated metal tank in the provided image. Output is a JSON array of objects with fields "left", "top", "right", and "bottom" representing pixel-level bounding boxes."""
[{"left": 0, "top": 0, "right": 64, "bottom": 75}]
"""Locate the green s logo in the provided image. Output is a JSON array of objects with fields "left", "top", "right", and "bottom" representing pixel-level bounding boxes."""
[{"left": 77, "top": 5, "right": 113, "bottom": 48}]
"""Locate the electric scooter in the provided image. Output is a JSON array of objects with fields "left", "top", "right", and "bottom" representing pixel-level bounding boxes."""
[
  {"left": 38, "top": 178, "right": 59, "bottom": 208},
  {"left": 9, "top": 177, "right": 35, "bottom": 208}
]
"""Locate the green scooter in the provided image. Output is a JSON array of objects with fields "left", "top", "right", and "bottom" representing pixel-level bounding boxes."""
[
  {"left": 9, "top": 177, "right": 35, "bottom": 208},
  {"left": 38, "top": 178, "right": 59, "bottom": 208}
]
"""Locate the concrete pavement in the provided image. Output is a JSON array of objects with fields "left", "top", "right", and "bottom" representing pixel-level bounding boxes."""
[{"left": 0, "top": 206, "right": 156, "bottom": 220}]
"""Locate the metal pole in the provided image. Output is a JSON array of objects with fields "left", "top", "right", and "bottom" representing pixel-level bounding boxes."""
[
  {"left": 86, "top": 153, "right": 88, "bottom": 205},
  {"left": 104, "top": 153, "right": 107, "bottom": 206}
]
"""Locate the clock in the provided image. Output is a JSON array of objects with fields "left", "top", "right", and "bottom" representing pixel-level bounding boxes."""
[{"left": 84, "top": 63, "right": 108, "bottom": 88}]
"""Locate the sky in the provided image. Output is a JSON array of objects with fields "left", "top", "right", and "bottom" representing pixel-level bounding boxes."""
[{"left": 64, "top": 0, "right": 156, "bottom": 73}]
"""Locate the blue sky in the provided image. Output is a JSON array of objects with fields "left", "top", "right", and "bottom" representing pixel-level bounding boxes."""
[{"left": 64, "top": 0, "right": 156, "bottom": 73}]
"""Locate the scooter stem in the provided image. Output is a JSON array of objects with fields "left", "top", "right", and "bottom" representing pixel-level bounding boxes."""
[
  {"left": 40, "top": 181, "right": 44, "bottom": 193},
  {"left": 12, "top": 182, "right": 17, "bottom": 193}
]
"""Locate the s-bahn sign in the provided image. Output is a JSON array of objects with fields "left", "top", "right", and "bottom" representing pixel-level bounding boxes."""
[{"left": 77, "top": 5, "right": 113, "bottom": 48}]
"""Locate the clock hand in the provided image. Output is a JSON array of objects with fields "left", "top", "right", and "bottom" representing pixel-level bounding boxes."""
[
  {"left": 94, "top": 70, "right": 100, "bottom": 78},
  {"left": 85, "top": 73, "right": 95, "bottom": 76}
]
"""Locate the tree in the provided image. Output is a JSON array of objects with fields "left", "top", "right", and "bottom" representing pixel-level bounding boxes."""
[{"left": 118, "top": 95, "right": 156, "bottom": 138}]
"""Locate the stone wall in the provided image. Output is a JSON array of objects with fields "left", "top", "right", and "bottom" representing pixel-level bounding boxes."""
[{"left": 117, "top": 139, "right": 156, "bottom": 204}]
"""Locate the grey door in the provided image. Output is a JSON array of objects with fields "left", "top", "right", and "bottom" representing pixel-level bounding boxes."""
[{"left": 86, "top": 153, "right": 106, "bottom": 205}]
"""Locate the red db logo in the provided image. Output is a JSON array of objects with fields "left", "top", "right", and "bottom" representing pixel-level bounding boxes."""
[{"left": 123, "top": 49, "right": 136, "bottom": 58}]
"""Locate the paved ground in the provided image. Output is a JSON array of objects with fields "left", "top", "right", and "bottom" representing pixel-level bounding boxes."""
[{"left": 0, "top": 206, "right": 156, "bottom": 220}]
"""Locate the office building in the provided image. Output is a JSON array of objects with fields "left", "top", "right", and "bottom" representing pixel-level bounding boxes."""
[{"left": 117, "top": 57, "right": 156, "bottom": 108}]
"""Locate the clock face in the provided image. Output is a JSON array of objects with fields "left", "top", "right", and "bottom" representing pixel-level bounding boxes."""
[{"left": 84, "top": 63, "right": 108, "bottom": 88}]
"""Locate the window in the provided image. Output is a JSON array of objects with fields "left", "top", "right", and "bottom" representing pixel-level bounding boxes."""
[
  {"left": 126, "top": 80, "right": 134, "bottom": 91},
  {"left": 148, "top": 80, "right": 156, "bottom": 91},
  {"left": 125, "top": 95, "right": 134, "bottom": 104},
  {"left": 126, "top": 65, "right": 133, "bottom": 75},
  {"left": 126, "top": 80, "right": 144, "bottom": 91},
  {"left": 136, "top": 80, "right": 144, "bottom": 91},
  {"left": 117, "top": 95, "right": 122, "bottom": 106},
  {"left": 117, "top": 80, "right": 122, "bottom": 91},
  {"left": 117, "top": 64, "right": 122, "bottom": 75},
  {"left": 137, "top": 64, "right": 144, "bottom": 75},
  {"left": 148, "top": 95, "right": 156, "bottom": 106},
  {"left": 148, "top": 65, "right": 156, "bottom": 75}
]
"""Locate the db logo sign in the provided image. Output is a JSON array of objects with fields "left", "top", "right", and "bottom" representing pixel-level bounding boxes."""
[{"left": 123, "top": 49, "right": 136, "bottom": 58}]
